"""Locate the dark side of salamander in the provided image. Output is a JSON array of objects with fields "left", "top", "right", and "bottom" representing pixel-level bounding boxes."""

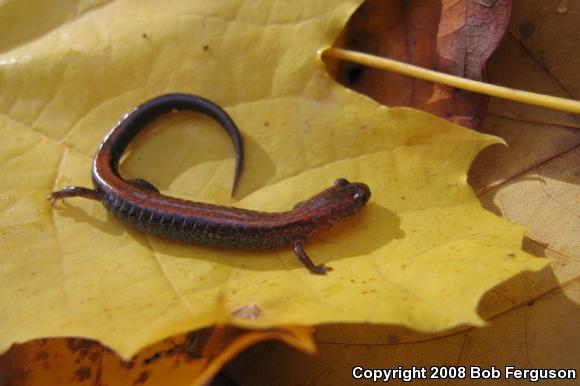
[{"left": 49, "top": 93, "right": 371, "bottom": 274}]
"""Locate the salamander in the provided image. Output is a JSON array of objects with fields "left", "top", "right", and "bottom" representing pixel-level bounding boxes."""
[{"left": 49, "top": 93, "right": 371, "bottom": 274}]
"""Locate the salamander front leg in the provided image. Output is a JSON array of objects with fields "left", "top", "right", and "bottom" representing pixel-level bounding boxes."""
[
  {"left": 48, "top": 186, "right": 102, "bottom": 205},
  {"left": 293, "top": 241, "right": 332, "bottom": 275}
]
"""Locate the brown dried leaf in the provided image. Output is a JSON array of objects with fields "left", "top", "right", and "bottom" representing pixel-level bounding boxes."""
[
  {"left": 326, "top": 0, "right": 511, "bottom": 128},
  {"left": 0, "top": 326, "right": 315, "bottom": 386},
  {"left": 469, "top": 0, "right": 580, "bottom": 259}
]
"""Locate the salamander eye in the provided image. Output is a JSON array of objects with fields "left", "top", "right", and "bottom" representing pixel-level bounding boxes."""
[
  {"left": 353, "top": 191, "right": 368, "bottom": 203},
  {"left": 335, "top": 178, "right": 349, "bottom": 186}
]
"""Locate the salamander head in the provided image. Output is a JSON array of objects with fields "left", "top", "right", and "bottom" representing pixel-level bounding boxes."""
[
  {"left": 332, "top": 177, "right": 370, "bottom": 206},
  {"left": 297, "top": 177, "right": 371, "bottom": 229}
]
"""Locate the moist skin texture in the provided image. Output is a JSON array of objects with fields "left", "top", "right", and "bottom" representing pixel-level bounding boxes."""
[{"left": 49, "top": 94, "right": 371, "bottom": 274}]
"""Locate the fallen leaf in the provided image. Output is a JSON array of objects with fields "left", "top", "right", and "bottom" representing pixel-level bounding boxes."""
[
  {"left": 0, "top": 0, "right": 545, "bottom": 361},
  {"left": 470, "top": 0, "right": 580, "bottom": 260},
  {"left": 222, "top": 1, "right": 580, "bottom": 383},
  {"left": 225, "top": 275, "right": 580, "bottom": 385},
  {"left": 0, "top": 326, "right": 314, "bottom": 386},
  {"left": 326, "top": 0, "right": 511, "bottom": 129}
]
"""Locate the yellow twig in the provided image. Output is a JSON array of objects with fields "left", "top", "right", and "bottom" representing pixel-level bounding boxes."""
[{"left": 321, "top": 48, "right": 580, "bottom": 115}]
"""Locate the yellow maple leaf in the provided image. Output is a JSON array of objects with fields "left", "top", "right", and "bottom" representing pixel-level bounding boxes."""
[{"left": 0, "top": 0, "right": 546, "bottom": 359}]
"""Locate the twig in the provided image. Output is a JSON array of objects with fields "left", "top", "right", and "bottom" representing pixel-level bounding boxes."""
[{"left": 321, "top": 48, "right": 580, "bottom": 115}]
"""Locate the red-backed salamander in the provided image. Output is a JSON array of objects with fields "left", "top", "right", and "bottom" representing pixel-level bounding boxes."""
[{"left": 49, "top": 93, "right": 371, "bottom": 274}]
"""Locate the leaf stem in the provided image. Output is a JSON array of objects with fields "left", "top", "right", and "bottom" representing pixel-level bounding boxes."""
[{"left": 321, "top": 48, "right": 580, "bottom": 115}]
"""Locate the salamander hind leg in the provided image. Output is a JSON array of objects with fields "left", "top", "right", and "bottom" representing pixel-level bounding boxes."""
[
  {"left": 127, "top": 178, "right": 160, "bottom": 193},
  {"left": 48, "top": 186, "right": 102, "bottom": 205},
  {"left": 293, "top": 241, "right": 332, "bottom": 275}
]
